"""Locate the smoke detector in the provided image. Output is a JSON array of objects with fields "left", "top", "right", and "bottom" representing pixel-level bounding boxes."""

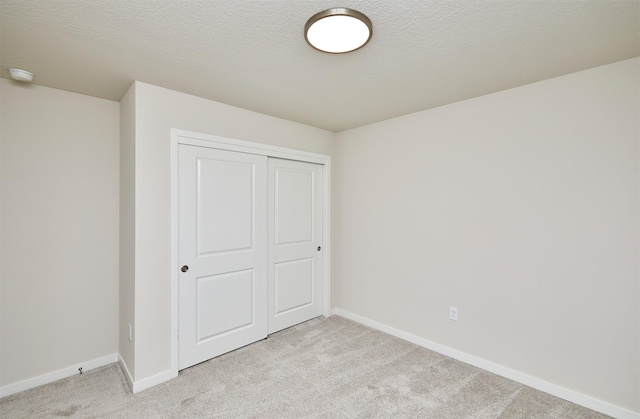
[{"left": 9, "top": 68, "right": 34, "bottom": 82}]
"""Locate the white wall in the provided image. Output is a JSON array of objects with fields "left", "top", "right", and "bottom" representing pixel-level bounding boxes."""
[
  {"left": 128, "top": 82, "right": 335, "bottom": 381},
  {"left": 334, "top": 58, "right": 639, "bottom": 413},
  {"left": 0, "top": 79, "right": 120, "bottom": 387}
]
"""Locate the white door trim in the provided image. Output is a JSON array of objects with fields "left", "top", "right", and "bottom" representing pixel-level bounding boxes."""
[{"left": 170, "top": 129, "right": 331, "bottom": 379}]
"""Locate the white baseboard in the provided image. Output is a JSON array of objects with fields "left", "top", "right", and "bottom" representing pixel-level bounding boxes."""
[
  {"left": 117, "top": 353, "right": 172, "bottom": 394},
  {"left": 117, "top": 354, "right": 135, "bottom": 392},
  {"left": 131, "top": 369, "right": 172, "bottom": 393},
  {"left": 333, "top": 309, "right": 639, "bottom": 419},
  {"left": 0, "top": 353, "right": 118, "bottom": 399}
]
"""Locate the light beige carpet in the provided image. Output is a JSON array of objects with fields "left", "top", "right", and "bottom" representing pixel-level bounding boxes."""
[{"left": 0, "top": 316, "right": 610, "bottom": 418}]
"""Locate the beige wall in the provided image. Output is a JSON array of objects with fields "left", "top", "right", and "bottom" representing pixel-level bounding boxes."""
[
  {"left": 1, "top": 57, "right": 636, "bottom": 413},
  {"left": 0, "top": 79, "right": 120, "bottom": 387},
  {"left": 334, "top": 58, "right": 640, "bottom": 412},
  {"left": 119, "top": 84, "right": 136, "bottom": 380},
  {"left": 130, "top": 82, "right": 335, "bottom": 380}
]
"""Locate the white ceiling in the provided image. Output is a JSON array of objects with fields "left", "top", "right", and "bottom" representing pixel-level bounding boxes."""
[{"left": 1, "top": 1, "right": 638, "bottom": 132}]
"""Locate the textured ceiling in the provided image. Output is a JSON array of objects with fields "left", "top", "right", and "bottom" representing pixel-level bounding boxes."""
[{"left": 1, "top": 0, "right": 638, "bottom": 132}]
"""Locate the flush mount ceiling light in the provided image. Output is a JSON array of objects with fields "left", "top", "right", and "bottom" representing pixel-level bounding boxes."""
[
  {"left": 9, "top": 68, "right": 34, "bottom": 82},
  {"left": 305, "top": 8, "right": 372, "bottom": 54}
]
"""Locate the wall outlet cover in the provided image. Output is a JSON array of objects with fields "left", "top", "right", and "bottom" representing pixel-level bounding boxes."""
[{"left": 449, "top": 306, "right": 458, "bottom": 321}]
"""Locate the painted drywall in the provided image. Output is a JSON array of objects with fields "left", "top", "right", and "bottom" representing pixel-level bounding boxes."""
[
  {"left": 119, "top": 84, "right": 136, "bottom": 380},
  {"left": 129, "top": 82, "right": 335, "bottom": 380},
  {"left": 334, "top": 58, "right": 639, "bottom": 413},
  {"left": 0, "top": 79, "right": 120, "bottom": 387}
]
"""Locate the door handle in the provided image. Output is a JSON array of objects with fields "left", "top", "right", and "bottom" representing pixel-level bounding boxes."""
[
  {"left": 181, "top": 265, "right": 189, "bottom": 273},
  {"left": 317, "top": 246, "right": 321, "bottom": 251}
]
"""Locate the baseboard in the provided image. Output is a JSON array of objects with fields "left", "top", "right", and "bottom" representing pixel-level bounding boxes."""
[
  {"left": 0, "top": 353, "right": 118, "bottom": 399},
  {"left": 117, "top": 354, "right": 135, "bottom": 392},
  {"left": 117, "top": 353, "right": 172, "bottom": 394},
  {"left": 131, "top": 369, "right": 172, "bottom": 393},
  {"left": 333, "top": 309, "right": 639, "bottom": 419}
]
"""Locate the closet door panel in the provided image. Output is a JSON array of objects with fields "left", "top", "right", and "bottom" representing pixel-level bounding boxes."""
[
  {"left": 268, "top": 158, "right": 323, "bottom": 333},
  {"left": 178, "top": 145, "right": 267, "bottom": 370}
]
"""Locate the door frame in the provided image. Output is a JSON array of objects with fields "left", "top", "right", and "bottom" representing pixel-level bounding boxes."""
[{"left": 170, "top": 129, "right": 332, "bottom": 378}]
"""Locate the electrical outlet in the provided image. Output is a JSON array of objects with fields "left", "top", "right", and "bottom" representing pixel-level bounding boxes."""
[
  {"left": 449, "top": 306, "right": 458, "bottom": 321},
  {"left": 128, "top": 323, "right": 133, "bottom": 342}
]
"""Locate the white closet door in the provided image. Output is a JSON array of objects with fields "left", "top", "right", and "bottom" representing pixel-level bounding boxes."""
[
  {"left": 268, "top": 158, "right": 323, "bottom": 333},
  {"left": 178, "top": 144, "right": 267, "bottom": 370}
]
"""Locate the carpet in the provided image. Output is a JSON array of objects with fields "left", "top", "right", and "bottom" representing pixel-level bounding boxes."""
[{"left": 0, "top": 316, "right": 610, "bottom": 418}]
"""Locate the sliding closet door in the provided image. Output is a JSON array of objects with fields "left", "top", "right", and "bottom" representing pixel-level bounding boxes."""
[
  {"left": 178, "top": 144, "right": 267, "bottom": 370},
  {"left": 268, "top": 158, "right": 323, "bottom": 333}
]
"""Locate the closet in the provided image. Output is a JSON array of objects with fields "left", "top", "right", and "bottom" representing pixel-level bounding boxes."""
[{"left": 175, "top": 135, "right": 326, "bottom": 370}]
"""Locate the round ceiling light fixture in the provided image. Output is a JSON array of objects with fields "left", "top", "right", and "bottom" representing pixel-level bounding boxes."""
[
  {"left": 305, "top": 8, "right": 372, "bottom": 54},
  {"left": 9, "top": 68, "right": 34, "bottom": 82}
]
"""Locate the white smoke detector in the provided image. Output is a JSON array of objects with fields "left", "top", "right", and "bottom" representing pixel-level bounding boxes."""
[{"left": 9, "top": 68, "right": 34, "bottom": 82}]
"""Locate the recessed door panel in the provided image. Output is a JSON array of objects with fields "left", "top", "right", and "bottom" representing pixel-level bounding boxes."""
[
  {"left": 268, "top": 158, "right": 323, "bottom": 333},
  {"left": 197, "top": 159, "right": 253, "bottom": 256},
  {"left": 274, "top": 169, "right": 314, "bottom": 246},
  {"left": 274, "top": 258, "right": 313, "bottom": 315},
  {"left": 179, "top": 145, "right": 267, "bottom": 370},
  {"left": 196, "top": 270, "right": 254, "bottom": 342}
]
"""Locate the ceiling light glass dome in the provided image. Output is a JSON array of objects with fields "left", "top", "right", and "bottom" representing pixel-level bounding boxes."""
[{"left": 305, "top": 8, "right": 372, "bottom": 54}]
